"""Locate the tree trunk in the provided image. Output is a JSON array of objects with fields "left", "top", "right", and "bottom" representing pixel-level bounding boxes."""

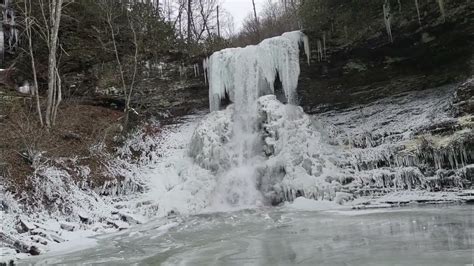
[
  {"left": 252, "top": 0, "right": 260, "bottom": 38},
  {"left": 24, "top": 0, "right": 43, "bottom": 126},
  {"left": 252, "top": 0, "right": 259, "bottom": 27},
  {"left": 45, "top": 0, "right": 63, "bottom": 128},
  {"left": 124, "top": 13, "right": 139, "bottom": 128},
  {"left": 217, "top": 5, "right": 220, "bottom": 38},
  {"left": 187, "top": 0, "right": 192, "bottom": 43}
]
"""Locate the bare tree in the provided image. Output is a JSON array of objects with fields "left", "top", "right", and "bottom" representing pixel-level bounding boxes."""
[
  {"left": 99, "top": 1, "right": 139, "bottom": 127},
  {"left": 187, "top": 0, "right": 192, "bottom": 42},
  {"left": 252, "top": 0, "right": 260, "bottom": 31},
  {"left": 1, "top": 0, "right": 19, "bottom": 66},
  {"left": 192, "top": 0, "right": 218, "bottom": 42},
  {"left": 124, "top": 13, "right": 138, "bottom": 126},
  {"left": 38, "top": 0, "right": 64, "bottom": 128},
  {"left": 216, "top": 4, "right": 220, "bottom": 38},
  {"left": 23, "top": 0, "right": 43, "bottom": 126},
  {"left": 234, "top": 0, "right": 302, "bottom": 46}
]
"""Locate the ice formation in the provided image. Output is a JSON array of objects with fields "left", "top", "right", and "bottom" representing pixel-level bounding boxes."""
[
  {"left": 316, "top": 84, "right": 473, "bottom": 195},
  {"left": 205, "top": 31, "right": 309, "bottom": 112},
  {"left": 383, "top": 1, "right": 393, "bottom": 43},
  {"left": 317, "top": 39, "right": 323, "bottom": 62},
  {"left": 415, "top": 0, "right": 422, "bottom": 25},
  {"left": 190, "top": 95, "right": 343, "bottom": 206},
  {"left": 193, "top": 63, "right": 199, "bottom": 77},
  {"left": 199, "top": 32, "right": 313, "bottom": 205},
  {"left": 437, "top": 0, "right": 446, "bottom": 21},
  {"left": 193, "top": 31, "right": 345, "bottom": 206},
  {"left": 323, "top": 33, "right": 327, "bottom": 59},
  {"left": 202, "top": 57, "right": 209, "bottom": 84},
  {"left": 196, "top": 31, "right": 312, "bottom": 206}
]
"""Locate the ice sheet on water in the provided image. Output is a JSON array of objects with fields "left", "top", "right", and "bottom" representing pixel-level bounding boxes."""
[{"left": 285, "top": 197, "right": 347, "bottom": 211}]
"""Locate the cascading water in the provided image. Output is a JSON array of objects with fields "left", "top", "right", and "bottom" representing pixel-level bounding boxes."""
[{"left": 191, "top": 31, "right": 313, "bottom": 207}]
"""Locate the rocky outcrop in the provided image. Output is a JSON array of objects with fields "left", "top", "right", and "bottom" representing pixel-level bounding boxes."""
[
  {"left": 317, "top": 82, "right": 473, "bottom": 195},
  {"left": 298, "top": 0, "right": 472, "bottom": 113},
  {"left": 91, "top": 53, "right": 208, "bottom": 118},
  {"left": 452, "top": 78, "right": 474, "bottom": 116}
]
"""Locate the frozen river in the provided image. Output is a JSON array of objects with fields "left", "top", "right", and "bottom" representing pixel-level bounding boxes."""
[{"left": 22, "top": 205, "right": 473, "bottom": 265}]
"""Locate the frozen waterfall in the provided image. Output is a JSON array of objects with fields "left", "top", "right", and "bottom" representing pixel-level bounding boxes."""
[
  {"left": 205, "top": 31, "right": 310, "bottom": 112},
  {"left": 191, "top": 31, "right": 325, "bottom": 207}
]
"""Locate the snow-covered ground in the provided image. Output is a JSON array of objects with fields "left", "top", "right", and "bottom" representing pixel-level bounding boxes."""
[{"left": 0, "top": 114, "right": 209, "bottom": 263}]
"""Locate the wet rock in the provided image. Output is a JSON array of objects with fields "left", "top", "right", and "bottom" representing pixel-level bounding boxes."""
[
  {"left": 29, "top": 245, "right": 41, "bottom": 256},
  {"left": 452, "top": 78, "right": 474, "bottom": 116},
  {"left": 106, "top": 219, "right": 130, "bottom": 230},
  {"left": 118, "top": 211, "right": 143, "bottom": 224},
  {"left": 30, "top": 235, "right": 48, "bottom": 246},
  {"left": 78, "top": 212, "right": 90, "bottom": 224},
  {"left": 167, "top": 209, "right": 178, "bottom": 219}
]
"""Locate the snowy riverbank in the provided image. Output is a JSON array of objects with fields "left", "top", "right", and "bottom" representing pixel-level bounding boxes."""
[{"left": 2, "top": 98, "right": 472, "bottom": 264}]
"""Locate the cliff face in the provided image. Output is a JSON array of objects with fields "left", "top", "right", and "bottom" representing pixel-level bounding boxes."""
[
  {"left": 118, "top": 1, "right": 473, "bottom": 117},
  {"left": 292, "top": 0, "right": 473, "bottom": 193},
  {"left": 89, "top": 53, "right": 208, "bottom": 119},
  {"left": 298, "top": 0, "right": 472, "bottom": 113}
]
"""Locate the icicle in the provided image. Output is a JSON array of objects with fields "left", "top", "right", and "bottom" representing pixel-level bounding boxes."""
[
  {"left": 158, "top": 64, "right": 163, "bottom": 78},
  {"left": 437, "top": 0, "right": 446, "bottom": 21},
  {"left": 415, "top": 0, "right": 422, "bottom": 25},
  {"left": 208, "top": 31, "right": 308, "bottom": 111},
  {"left": 202, "top": 58, "right": 208, "bottom": 85},
  {"left": 383, "top": 1, "right": 393, "bottom": 43},
  {"left": 397, "top": 0, "right": 402, "bottom": 12},
  {"left": 193, "top": 64, "right": 198, "bottom": 77},
  {"left": 179, "top": 64, "right": 185, "bottom": 78},
  {"left": 303, "top": 35, "right": 311, "bottom": 65},
  {"left": 323, "top": 32, "right": 327, "bottom": 60},
  {"left": 12, "top": 9, "right": 17, "bottom": 48},
  {"left": 316, "top": 40, "right": 323, "bottom": 62},
  {"left": 0, "top": 26, "right": 4, "bottom": 62}
]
